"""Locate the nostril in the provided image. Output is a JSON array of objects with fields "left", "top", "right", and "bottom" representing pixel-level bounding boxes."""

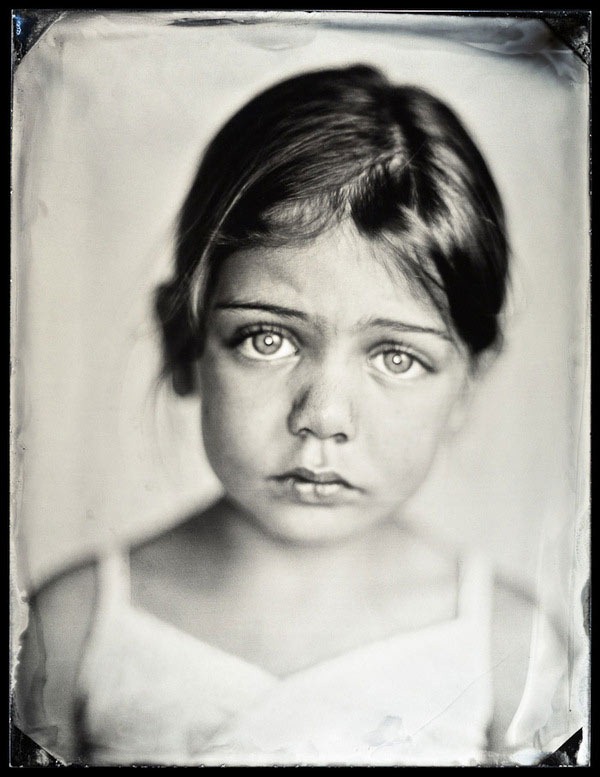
[{"left": 333, "top": 432, "right": 349, "bottom": 444}]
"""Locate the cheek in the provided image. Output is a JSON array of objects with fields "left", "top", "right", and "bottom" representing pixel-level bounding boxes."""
[
  {"left": 364, "top": 378, "right": 462, "bottom": 484},
  {"left": 197, "top": 353, "right": 289, "bottom": 469}
]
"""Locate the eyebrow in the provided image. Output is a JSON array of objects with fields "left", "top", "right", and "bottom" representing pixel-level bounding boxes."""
[
  {"left": 214, "top": 302, "right": 450, "bottom": 341},
  {"left": 356, "top": 316, "right": 451, "bottom": 341},
  {"left": 213, "top": 301, "right": 310, "bottom": 321}
]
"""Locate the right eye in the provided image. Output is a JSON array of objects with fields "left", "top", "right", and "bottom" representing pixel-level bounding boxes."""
[{"left": 237, "top": 330, "right": 298, "bottom": 361}]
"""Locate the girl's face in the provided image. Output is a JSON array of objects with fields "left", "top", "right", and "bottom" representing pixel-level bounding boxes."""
[{"left": 197, "top": 223, "right": 473, "bottom": 545}]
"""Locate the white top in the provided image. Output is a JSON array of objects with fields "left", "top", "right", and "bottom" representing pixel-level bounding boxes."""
[{"left": 75, "top": 548, "right": 496, "bottom": 766}]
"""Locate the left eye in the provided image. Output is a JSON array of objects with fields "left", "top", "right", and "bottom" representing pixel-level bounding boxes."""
[
  {"left": 370, "top": 350, "right": 427, "bottom": 378},
  {"left": 237, "top": 331, "right": 298, "bottom": 360}
]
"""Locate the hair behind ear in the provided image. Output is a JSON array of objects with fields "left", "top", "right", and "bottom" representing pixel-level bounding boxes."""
[
  {"left": 171, "top": 364, "right": 197, "bottom": 397},
  {"left": 154, "top": 281, "right": 198, "bottom": 397},
  {"left": 469, "top": 339, "right": 504, "bottom": 379}
]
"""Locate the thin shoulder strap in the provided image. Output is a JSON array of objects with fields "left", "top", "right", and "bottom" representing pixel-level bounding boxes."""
[
  {"left": 95, "top": 545, "right": 131, "bottom": 615},
  {"left": 455, "top": 551, "right": 495, "bottom": 726},
  {"left": 457, "top": 551, "right": 493, "bottom": 626},
  {"left": 74, "top": 546, "right": 132, "bottom": 717}
]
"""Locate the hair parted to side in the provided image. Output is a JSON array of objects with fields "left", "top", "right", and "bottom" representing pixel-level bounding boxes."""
[{"left": 155, "top": 64, "right": 509, "bottom": 395}]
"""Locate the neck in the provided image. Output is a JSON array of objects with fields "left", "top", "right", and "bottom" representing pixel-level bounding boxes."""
[
  {"left": 184, "top": 497, "right": 457, "bottom": 635},
  {"left": 202, "top": 497, "right": 408, "bottom": 587}
]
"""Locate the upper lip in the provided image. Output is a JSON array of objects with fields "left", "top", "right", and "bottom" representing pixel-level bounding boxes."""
[{"left": 273, "top": 467, "right": 355, "bottom": 489}]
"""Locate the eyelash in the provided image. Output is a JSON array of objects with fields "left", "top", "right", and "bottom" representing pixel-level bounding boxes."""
[
  {"left": 226, "top": 324, "right": 434, "bottom": 374},
  {"left": 226, "top": 323, "right": 300, "bottom": 351}
]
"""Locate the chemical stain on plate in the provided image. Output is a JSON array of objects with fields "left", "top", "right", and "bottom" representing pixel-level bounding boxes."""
[{"left": 228, "top": 16, "right": 317, "bottom": 51}]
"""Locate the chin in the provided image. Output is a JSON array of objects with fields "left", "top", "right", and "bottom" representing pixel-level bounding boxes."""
[{"left": 245, "top": 503, "right": 387, "bottom": 547}]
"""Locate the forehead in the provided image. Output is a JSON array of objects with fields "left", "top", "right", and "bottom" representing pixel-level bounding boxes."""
[{"left": 212, "top": 223, "right": 447, "bottom": 331}]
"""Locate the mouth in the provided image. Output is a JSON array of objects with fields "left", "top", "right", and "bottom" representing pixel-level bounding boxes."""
[{"left": 270, "top": 468, "right": 361, "bottom": 505}]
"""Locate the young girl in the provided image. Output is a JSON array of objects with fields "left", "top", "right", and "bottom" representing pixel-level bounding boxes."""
[{"left": 14, "top": 64, "right": 574, "bottom": 766}]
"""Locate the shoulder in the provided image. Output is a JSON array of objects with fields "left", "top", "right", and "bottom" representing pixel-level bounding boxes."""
[
  {"left": 487, "top": 572, "right": 566, "bottom": 759},
  {"left": 13, "top": 559, "right": 99, "bottom": 763},
  {"left": 129, "top": 501, "right": 228, "bottom": 593}
]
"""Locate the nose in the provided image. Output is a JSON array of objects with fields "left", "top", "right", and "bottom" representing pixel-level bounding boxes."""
[{"left": 288, "top": 363, "right": 357, "bottom": 443}]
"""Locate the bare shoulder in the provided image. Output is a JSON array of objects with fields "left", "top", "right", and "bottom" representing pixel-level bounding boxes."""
[
  {"left": 13, "top": 560, "right": 98, "bottom": 764},
  {"left": 130, "top": 500, "right": 228, "bottom": 592}
]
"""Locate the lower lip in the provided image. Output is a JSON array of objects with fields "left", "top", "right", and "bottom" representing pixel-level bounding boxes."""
[{"left": 273, "top": 477, "right": 358, "bottom": 506}]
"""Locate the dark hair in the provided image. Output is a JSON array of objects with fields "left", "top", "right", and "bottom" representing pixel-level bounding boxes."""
[{"left": 156, "top": 64, "right": 509, "bottom": 394}]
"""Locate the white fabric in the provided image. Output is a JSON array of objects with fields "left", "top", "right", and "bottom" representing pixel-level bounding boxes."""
[{"left": 76, "top": 549, "right": 494, "bottom": 765}]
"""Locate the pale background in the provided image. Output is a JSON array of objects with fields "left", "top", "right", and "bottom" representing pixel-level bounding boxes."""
[{"left": 11, "top": 10, "right": 589, "bottom": 667}]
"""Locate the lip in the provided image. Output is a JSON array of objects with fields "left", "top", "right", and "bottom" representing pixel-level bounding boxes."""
[
  {"left": 275, "top": 467, "right": 355, "bottom": 488},
  {"left": 270, "top": 467, "right": 362, "bottom": 506}
]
